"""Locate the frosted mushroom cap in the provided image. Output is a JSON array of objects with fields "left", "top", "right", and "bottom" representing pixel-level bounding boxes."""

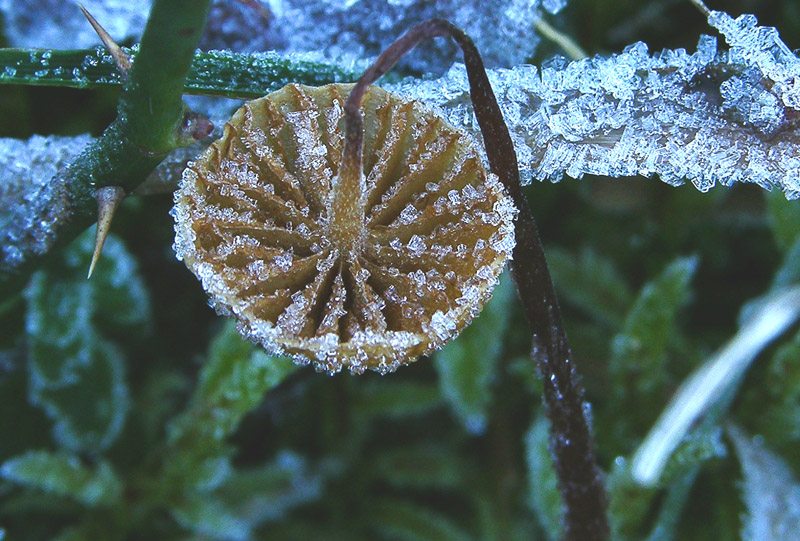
[{"left": 173, "top": 83, "right": 516, "bottom": 374}]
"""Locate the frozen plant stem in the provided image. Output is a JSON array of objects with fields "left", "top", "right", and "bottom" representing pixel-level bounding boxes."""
[
  {"left": 347, "top": 19, "right": 608, "bottom": 540},
  {"left": 688, "top": 0, "right": 712, "bottom": 18},
  {"left": 533, "top": 17, "right": 587, "bottom": 60},
  {"left": 0, "top": 0, "right": 212, "bottom": 298}
]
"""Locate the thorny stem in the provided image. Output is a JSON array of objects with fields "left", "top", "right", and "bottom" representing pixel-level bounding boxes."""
[
  {"left": 0, "top": 0, "right": 212, "bottom": 299},
  {"left": 345, "top": 19, "right": 608, "bottom": 540}
]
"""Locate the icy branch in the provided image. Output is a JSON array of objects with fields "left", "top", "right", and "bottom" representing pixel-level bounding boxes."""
[{"left": 389, "top": 12, "right": 800, "bottom": 198}]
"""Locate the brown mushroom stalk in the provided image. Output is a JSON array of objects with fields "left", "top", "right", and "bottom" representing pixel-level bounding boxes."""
[{"left": 342, "top": 18, "right": 611, "bottom": 541}]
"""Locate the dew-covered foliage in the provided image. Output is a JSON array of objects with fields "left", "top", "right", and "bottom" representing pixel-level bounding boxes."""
[{"left": 2, "top": 0, "right": 800, "bottom": 540}]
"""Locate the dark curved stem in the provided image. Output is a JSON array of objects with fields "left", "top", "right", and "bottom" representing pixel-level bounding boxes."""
[{"left": 345, "top": 19, "right": 609, "bottom": 540}]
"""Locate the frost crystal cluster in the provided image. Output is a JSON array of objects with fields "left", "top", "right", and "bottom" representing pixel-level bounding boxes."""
[
  {"left": 257, "top": 0, "right": 566, "bottom": 73},
  {"left": 173, "top": 84, "right": 516, "bottom": 374},
  {"left": 390, "top": 11, "right": 800, "bottom": 198}
]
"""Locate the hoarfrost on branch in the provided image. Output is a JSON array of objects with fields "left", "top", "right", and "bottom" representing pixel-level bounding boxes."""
[
  {"left": 5, "top": 5, "right": 800, "bottom": 273},
  {"left": 389, "top": 10, "right": 800, "bottom": 198}
]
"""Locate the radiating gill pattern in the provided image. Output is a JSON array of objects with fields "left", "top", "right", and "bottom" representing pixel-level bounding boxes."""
[{"left": 173, "top": 83, "right": 515, "bottom": 374}]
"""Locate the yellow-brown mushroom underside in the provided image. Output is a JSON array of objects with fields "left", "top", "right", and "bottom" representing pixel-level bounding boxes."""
[{"left": 173, "top": 83, "right": 516, "bottom": 374}]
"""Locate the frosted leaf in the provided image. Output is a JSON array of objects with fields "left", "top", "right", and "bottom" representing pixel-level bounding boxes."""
[
  {"left": 174, "top": 83, "right": 515, "bottom": 374},
  {"left": 388, "top": 11, "right": 800, "bottom": 199},
  {"left": 729, "top": 425, "right": 800, "bottom": 541},
  {"left": 0, "top": 135, "right": 92, "bottom": 272}
]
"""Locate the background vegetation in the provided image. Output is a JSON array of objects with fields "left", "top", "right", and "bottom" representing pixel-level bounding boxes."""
[{"left": 1, "top": 0, "right": 800, "bottom": 539}]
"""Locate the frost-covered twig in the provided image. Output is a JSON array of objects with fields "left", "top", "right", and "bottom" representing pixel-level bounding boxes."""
[
  {"left": 390, "top": 10, "right": 800, "bottom": 198},
  {"left": 0, "top": 0, "right": 212, "bottom": 299},
  {"left": 0, "top": 47, "right": 361, "bottom": 97}
]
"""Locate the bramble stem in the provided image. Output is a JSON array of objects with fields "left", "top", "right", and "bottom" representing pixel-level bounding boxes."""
[
  {"left": 0, "top": 0, "right": 212, "bottom": 299},
  {"left": 0, "top": 47, "right": 360, "bottom": 98},
  {"left": 345, "top": 18, "right": 609, "bottom": 540}
]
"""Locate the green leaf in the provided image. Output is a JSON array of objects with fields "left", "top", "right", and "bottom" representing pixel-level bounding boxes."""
[
  {"left": 0, "top": 450, "right": 121, "bottom": 507},
  {"left": 547, "top": 246, "right": 633, "bottom": 327},
  {"left": 524, "top": 414, "right": 562, "bottom": 541},
  {"left": 644, "top": 470, "right": 698, "bottom": 541},
  {"left": 766, "top": 190, "right": 800, "bottom": 252},
  {"left": 24, "top": 231, "right": 145, "bottom": 452},
  {"left": 369, "top": 444, "right": 466, "bottom": 490},
  {"left": 607, "top": 458, "right": 657, "bottom": 541},
  {"left": 611, "top": 256, "right": 697, "bottom": 393},
  {"left": 759, "top": 327, "right": 800, "bottom": 446},
  {"left": 729, "top": 424, "right": 800, "bottom": 541},
  {"left": 659, "top": 425, "right": 727, "bottom": 486},
  {"left": 173, "top": 493, "right": 249, "bottom": 541},
  {"left": 34, "top": 337, "right": 129, "bottom": 451},
  {"left": 165, "top": 321, "right": 298, "bottom": 490},
  {"left": 214, "top": 451, "right": 324, "bottom": 527},
  {"left": 353, "top": 380, "right": 442, "bottom": 419},
  {"left": 434, "top": 273, "right": 514, "bottom": 434},
  {"left": 608, "top": 256, "right": 697, "bottom": 448},
  {"left": 198, "top": 321, "right": 298, "bottom": 416},
  {"left": 368, "top": 498, "right": 473, "bottom": 541}
]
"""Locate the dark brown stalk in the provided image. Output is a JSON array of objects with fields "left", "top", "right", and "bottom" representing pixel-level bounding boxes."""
[{"left": 345, "top": 19, "right": 609, "bottom": 540}]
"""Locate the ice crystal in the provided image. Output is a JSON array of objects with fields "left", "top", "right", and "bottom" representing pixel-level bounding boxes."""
[
  {"left": 0, "top": 133, "right": 223, "bottom": 273},
  {"left": 388, "top": 12, "right": 800, "bottom": 198}
]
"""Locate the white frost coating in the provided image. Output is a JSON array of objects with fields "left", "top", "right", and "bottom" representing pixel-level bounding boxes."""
[
  {"left": 0, "top": 134, "right": 93, "bottom": 271},
  {"left": 387, "top": 12, "right": 800, "bottom": 198},
  {"left": 200, "top": 0, "right": 569, "bottom": 74},
  {"left": 0, "top": 0, "right": 150, "bottom": 49},
  {"left": 728, "top": 425, "right": 800, "bottom": 541},
  {"left": 1, "top": 0, "right": 567, "bottom": 72},
  {"left": 708, "top": 11, "right": 800, "bottom": 114}
]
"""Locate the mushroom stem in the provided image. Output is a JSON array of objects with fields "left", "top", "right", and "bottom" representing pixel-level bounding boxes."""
[
  {"left": 332, "top": 19, "right": 455, "bottom": 258},
  {"left": 342, "top": 18, "right": 609, "bottom": 540},
  {"left": 327, "top": 126, "right": 367, "bottom": 257}
]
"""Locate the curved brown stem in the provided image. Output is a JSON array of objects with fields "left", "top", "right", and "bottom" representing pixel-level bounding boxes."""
[{"left": 343, "top": 19, "right": 609, "bottom": 540}]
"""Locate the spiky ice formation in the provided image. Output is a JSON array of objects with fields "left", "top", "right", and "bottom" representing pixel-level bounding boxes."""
[{"left": 173, "top": 84, "right": 516, "bottom": 374}]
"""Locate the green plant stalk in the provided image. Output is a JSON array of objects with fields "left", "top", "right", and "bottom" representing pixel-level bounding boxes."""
[
  {"left": 0, "top": 47, "right": 361, "bottom": 98},
  {"left": 0, "top": 0, "right": 212, "bottom": 299},
  {"left": 122, "top": 0, "right": 211, "bottom": 152}
]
